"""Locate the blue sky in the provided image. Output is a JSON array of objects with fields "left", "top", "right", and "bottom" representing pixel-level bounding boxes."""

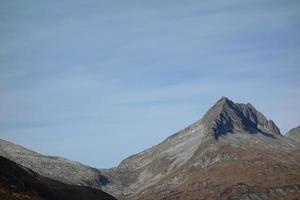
[{"left": 0, "top": 0, "right": 299, "bottom": 168}]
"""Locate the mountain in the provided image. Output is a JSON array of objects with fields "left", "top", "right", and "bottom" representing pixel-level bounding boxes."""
[
  {"left": 0, "top": 155, "right": 117, "bottom": 200},
  {"left": 0, "top": 139, "right": 109, "bottom": 189},
  {"left": 1, "top": 97, "right": 300, "bottom": 200},
  {"left": 98, "top": 97, "right": 300, "bottom": 200},
  {"left": 286, "top": 126, "right": 300, "bottom": 144}
]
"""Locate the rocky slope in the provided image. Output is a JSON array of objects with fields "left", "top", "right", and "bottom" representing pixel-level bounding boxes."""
[
  {"left": 286, "top": 126, "right": 300, "bottom": 144},
  {"left": 0, "top": 139, "right": 109, "bottom": 189},
  {"left": 0, "top": 155, "right": 117, "bottom": 200},
  {"left": 1, "top": 97, "right": 299, "bottom": 200}
]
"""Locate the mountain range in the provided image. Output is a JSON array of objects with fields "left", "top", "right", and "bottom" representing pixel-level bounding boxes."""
[{"left": 1, "top": 97, "right": 299, "bottom": 200}]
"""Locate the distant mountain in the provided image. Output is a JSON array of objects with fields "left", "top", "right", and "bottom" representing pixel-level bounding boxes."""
[
  {"left": 1, "top": 97, "right": 300, "bottom": 200},
  {"left": 0, "top": 155, "right": 117, "bottom": 200},
  {"left": 286, "top": 126, "right": 300, "bottom": 144}
]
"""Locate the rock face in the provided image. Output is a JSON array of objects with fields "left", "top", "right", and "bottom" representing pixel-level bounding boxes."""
[
  {"left": 0, "top": 97, "right": 300, "bottom": 200},
  {"left": 0, "top": 155, "right": 117, "bottom": 200},
  {"left": 202, "top": 97, "right": 281, "bottom": 139}
]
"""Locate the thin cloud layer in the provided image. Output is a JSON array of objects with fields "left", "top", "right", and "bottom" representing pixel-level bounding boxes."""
[{"left": 0, "top": 0, "right": 299, "bottom": 168}]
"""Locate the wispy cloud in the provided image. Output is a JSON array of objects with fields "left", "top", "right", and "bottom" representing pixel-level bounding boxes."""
[{"left": 0, "top": 0, "right": 299, "bottom": 168}]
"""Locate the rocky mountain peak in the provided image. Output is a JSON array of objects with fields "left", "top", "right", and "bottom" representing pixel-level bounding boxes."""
[{"left": 202, "top": 97, "right": 281, "bottom": 139}]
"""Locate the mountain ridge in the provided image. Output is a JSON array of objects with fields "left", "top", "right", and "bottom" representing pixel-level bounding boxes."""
[
  {"left": 286, "top": 126, "right": 300, "bottom": 144},
  {"left": 0, "top": 138, "right": 109, "bottom": 189},
  {"left": 98, "top": 97, "right": 298, "bottom": 199},
  {"left": 0, "top": 97, "right": 299, "bottom": 200},
  {"left": 0, "top": 155, "right": 117, "bottom": 200}
]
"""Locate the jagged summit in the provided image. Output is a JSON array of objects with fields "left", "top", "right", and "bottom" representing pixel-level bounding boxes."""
[
  {"left": 202, "top": 97, "right": 281, "bottom": 139},
  {"left": 217, "top": 96, "right": 233, "bottom": 104}
]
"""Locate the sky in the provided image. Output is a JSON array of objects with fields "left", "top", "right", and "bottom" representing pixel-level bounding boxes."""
[{"left": 0, "top": 0, "right": 299, "bottom": 168}]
